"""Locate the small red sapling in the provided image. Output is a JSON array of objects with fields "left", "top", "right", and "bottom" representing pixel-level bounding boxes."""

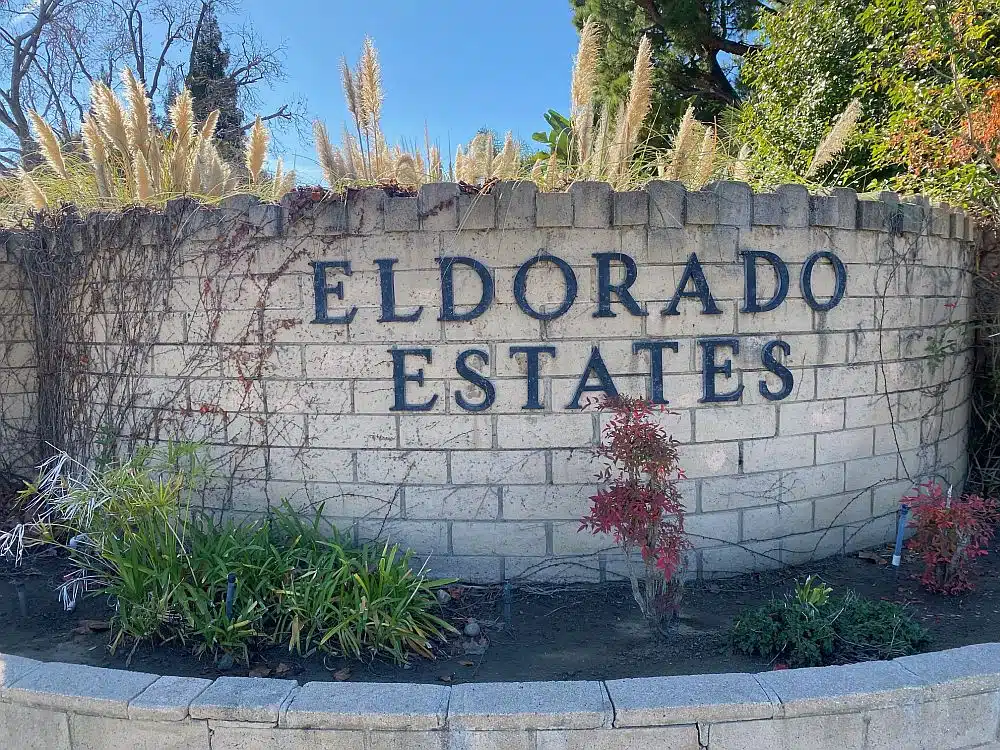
[
  {"left": 905, "top": 481, "right": 999, "bottom": 594},
  {"left": 579, "top": 395, "right": 690, "bottom": 629}
]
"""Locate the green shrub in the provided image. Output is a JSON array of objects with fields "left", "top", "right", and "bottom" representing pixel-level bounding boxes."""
[
  {"left": 730, "top": 577, "right": 929, "bottom": 667},
  {"left": 2, "top": 447, "right": 455, "bottom": 665}
]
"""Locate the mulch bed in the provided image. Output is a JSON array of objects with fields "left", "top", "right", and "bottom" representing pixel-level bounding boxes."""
[{"left": 1, "top": 539, "right": 998, "bottom": 685}]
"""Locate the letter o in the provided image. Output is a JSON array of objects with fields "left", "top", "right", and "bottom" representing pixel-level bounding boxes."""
[
  {"left": 513, "top": 253, "right": 578, "bottom": 320},
  {"left": 800, "top": 251, "right": 847, "bottom": 312}
]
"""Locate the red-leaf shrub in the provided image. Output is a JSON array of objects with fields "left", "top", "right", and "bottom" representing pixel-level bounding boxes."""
[
  {"left": 579, "top": 395, "right": 690, "bottom": 627},
  {"left": 905, "top": 481, "right": 999, "bottom": 595}
]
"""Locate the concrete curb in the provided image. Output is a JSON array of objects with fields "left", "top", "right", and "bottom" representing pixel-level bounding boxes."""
[{"left": 1, "top": 643, "right": 999, "bottom": 748}]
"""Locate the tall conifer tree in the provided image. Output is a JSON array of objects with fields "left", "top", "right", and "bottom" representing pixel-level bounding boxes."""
[{"left": 186, "top": 1, "right": 243, "bottom": 159}]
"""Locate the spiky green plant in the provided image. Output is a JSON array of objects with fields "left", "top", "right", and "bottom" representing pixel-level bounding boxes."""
[{"left": 0, "top": 447, "right": 455, "bottom": 666}]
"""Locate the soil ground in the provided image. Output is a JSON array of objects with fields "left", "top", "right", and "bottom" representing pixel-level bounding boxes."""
[{"left": 2, "top": 541, "right": 999, "bottom": 685}]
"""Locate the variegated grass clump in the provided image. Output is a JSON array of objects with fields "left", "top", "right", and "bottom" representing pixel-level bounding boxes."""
[{"left": 5, "top": 69, "right": 294, "bottom": 222}]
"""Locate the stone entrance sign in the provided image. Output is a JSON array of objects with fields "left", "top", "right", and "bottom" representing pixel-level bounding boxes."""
[{"left": 0, "top": 181, "right": 975, "bottom": 581}]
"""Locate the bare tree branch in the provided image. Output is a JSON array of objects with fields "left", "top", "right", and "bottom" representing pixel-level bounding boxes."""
[
  {"left": 1, "top": 0, "right": 302, "bottom": 164},
  {"left": 240, "top": 102, "right": 288, "bottom": 131}
]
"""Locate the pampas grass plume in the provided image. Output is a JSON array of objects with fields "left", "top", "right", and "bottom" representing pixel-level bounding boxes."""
[
  {"left": 576, "top": 102, "right": 594, "bottom": 164},
  {"left": 345, "top": 130, "right": 363, "bottom": 178},
  {"left": 666, "top": 105, "right": 699, "bottom": 181},
  {"left": 733, "top": 143, "right": 752, "bottom": 182},
  {"left": 93, "top": 82, "right": 131, "bottom": 157},
  {"left": 19, "top": 169, "right": 47, "bottom": 211},
  {"left": 694, "top": 126, "right": 717, "bottom": 187},
  {"left": 168, "top": 89, "right": 196, "bottom": 192},
  {"left": 147, "top": 132, "right": 163, "bottom": 192},
  {"left": 82, "top": 113, "right": 111, "bottom": 197},
  {"left": 273, "top": 158, "right": 295, "bottom": 198},
  {"left": 28, "top": 111, "right": 68, "bottom": 179},
  {"left": 806, "top": 99, "right": 862, "bottom": 178},
  {"left": 122, "top": 68, "right": 151, "bottom": 156},
  {"left": 530, "top": 158, "right": 544, "bottom": 184},
  {"left": 469, "top": 131, "right": 494, "bottom": 183},
  {"left": 341, "top": 57, "right": 360, "bottom": 119},
  {"left": 187, "top": 145, "right": 203, "bottom": 194},
  {"left": 134, "top": 150, "right": 153, "bottom": 202},
  {"left": 609, "top": 35, "right": 653, "bottom": 183},
  {"left": 170, "top": 88, "right": 195, "bottom": 149},
  {"left": 359, "top": 36, "right": 382, "bottom": 131},
  {"left": 246, "top": 116, "right": 268, "bottom": 183},
  {"left": 314, "top": 120, "right": 344, "bottom": 185},
  {"left": 589, "top": 105, "right": 611, "bottom": 180},
  {"left": 496, "top": 132, "right": 519, "bottom": 179},
  {"left": 571, "top": 19, "right": 601, "bottom": 116},
  {"left": 571, "top": 20, "right": 600, "bottom": 164},
  {"left": 395, "top": 153, "right": 419, "bottom": 187},
  {"left": 455, "top": 145, "right": 470, "bottom": 183},
  {"left": 198, "top": 109, "right": 220, "bottom": 146}
]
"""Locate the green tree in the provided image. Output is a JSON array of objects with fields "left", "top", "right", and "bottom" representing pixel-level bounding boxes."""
[
  {"left": 570, "top": 0, "right": 772, "bottom": 136},
  {"left": 858, "top": 0, "right": 1000, "bottom": 213},
  {"left": 186, "top": 1, "right": 243, "bottom": 160},
  {"left": 733, "top": 0, "right": 1000, "bottom": 202},
  {"left": 731, "top": 0, "right": 882, "bottom": 188}
]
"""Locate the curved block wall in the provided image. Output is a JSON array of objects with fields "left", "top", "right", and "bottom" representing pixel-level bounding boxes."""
[
  {"left": 0, "top": 181, "right": 976, "bottom": 581},
  {"left": 1, "top": 645, "right": 999, "bottom": 749}
]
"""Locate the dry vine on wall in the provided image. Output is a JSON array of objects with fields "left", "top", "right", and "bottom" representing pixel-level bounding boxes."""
[
  {"left": 0, "top": 194, "right": 400, "bottom": 537},
  {"left": 969, "top": 227, "right": 1000, "bottom": 495},
  {"left": 0, "top": 191, "right": 979, "bottom": 579}
]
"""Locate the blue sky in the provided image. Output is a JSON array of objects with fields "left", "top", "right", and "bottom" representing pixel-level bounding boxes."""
[{"left": 232, "top": 1, "right": 581, "bottom": 181}]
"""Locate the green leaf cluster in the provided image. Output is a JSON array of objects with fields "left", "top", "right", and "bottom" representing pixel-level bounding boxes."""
[
  {"left": 531, "top": 110, "right": 573, "bottom": 162},
  {"left": 858, "top": 0, "right": 1000, "bottom": 213},
  {"left": 730, "top": 581, "right": 929, "bottom": 667},
  {"left": 733, "top": 0, "right": 1000, "bottom": 212},
  {"left": 730, "top": 0, "right": 883, "bottom": 188}
]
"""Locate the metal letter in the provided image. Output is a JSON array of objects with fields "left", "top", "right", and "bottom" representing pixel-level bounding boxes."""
[
  {"left": 376, "top": 258, "right": 422, "bottom": 322},
  {"left": 759, "top": 339, "right": 794, "bottom": 401},
  {"left": 455, "top": 349, "right": 496, "bottom": 412},
  {"left": 390, "top": 348, "right": 439, "bottom": 412},
  {"left": 593, "top": 252, "right": 646, "bottom": 318},
  {"left": 509, "top": 345, "right": 556, "bottom": 410},
  {"left": 800, "top": 251, "right": 847, "bottom": 312},
  {"left": 438, "top": 256, "right": 495, "bottom": 321},
  {"left": 310, "top": 260, "right": 357, "bottom": 324},
  {"left": 741, "top": 250, "right": 789, "bottom": 313},
  {"left": 663, "top": 253, "right": 722, "bottom": 316},
  {"left": 513, "top": 253, "right": 577, "bottom": 320},
  {"left": 698, "top": 337, "right": 743, "bottom": 403},
  {"left": 633, "top": 340, "right": 680, "bottom": 405},
  {"left": 567, "top": 346, "right": 619, "bottom": 409}
]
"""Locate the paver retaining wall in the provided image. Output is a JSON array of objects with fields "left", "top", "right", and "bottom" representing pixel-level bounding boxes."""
[
  {"left": 0, "top": 182, "right": 977, "bottom": 581},
  {"left": 1, "top": 644, "right": 999, "bottom": 749}
]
